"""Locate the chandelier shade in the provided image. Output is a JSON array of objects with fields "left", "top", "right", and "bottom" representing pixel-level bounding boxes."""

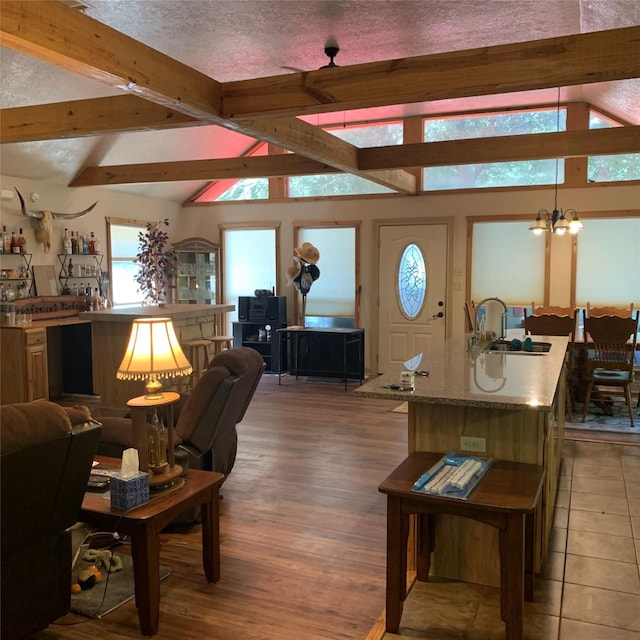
[{"left": 530, "top": 88, "right": 584, "bottom": 236}]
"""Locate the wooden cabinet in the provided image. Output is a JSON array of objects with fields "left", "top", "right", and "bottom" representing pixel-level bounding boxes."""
[
  {"left": 0, "top": 327, "right": 48, "bottom": 404},
  {"left": 233, "top": 321, "right": 287, "bottom": 373},
  {"left": 172, "top": 238, "right": 220, "bottom": 305}
]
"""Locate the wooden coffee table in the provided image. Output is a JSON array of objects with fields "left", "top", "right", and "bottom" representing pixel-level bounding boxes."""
[{"left": 80, "top": 456, "right": 225, "bottom": 636}]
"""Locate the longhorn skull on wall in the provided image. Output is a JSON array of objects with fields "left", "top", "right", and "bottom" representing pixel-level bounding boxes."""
[{"left": 16, "top": 188, "right": 98, "bottom": 253}]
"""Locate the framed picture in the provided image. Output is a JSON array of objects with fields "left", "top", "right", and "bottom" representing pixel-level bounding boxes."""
[{"left": 33, "top": 265, "right": 58, "bottom": 296}]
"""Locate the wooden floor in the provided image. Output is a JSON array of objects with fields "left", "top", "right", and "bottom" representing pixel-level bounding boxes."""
[{"left": 38, "top": 374, "right": 409, "bottom": 640}]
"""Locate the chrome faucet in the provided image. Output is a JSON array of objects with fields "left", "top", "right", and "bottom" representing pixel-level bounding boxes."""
[{"left": 475, "top": 297, "right": 508, "bottom": 340}]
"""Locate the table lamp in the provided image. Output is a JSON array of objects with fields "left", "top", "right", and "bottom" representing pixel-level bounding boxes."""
[{"left": 117, "top": 317, "right": 192, "bottom": 399}]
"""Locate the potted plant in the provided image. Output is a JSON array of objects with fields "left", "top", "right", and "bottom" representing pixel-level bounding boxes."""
[{"left": 134, "top": 219, "right": 176, "bottom": 305}]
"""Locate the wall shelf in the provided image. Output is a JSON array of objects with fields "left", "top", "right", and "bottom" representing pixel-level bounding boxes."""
[
  {"left": 57, "top": 253, "right": 103, "bottom": 295},
  {"left": 0, "top": 253, "right": 33, "bottom": 298}
]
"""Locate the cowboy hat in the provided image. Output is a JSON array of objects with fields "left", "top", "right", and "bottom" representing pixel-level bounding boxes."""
[{"left": 293, "top": 242, "right": 320, "bottom": 265}]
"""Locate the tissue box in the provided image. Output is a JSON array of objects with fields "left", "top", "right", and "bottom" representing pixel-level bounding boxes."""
[{"left": 110, "top": 472, "right": 149, "bottom": 511}]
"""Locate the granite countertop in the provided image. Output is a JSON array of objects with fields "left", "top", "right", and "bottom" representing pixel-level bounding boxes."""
[
  {"left": 80, "top": 303, "right": 235, "bottom": 322},
  {"left": 354, "top": 334, "right": 568, "bottom": 411}
]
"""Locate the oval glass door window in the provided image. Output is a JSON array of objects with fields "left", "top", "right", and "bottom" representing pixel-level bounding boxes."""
[{"left": 397, "top": 243, "right": 426, "bottom": 319}]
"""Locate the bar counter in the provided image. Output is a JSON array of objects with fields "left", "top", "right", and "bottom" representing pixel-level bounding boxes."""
[
  {"left": 355, "top": 334, "right": 568, "bottom": 586},
  {"left": 80, "top": 304, "right": 234, "bottom": 408},
  {"left": 81, "top": 303, "right": 234, "bottom": 323}
]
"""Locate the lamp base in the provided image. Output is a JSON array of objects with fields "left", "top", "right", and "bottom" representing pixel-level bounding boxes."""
[
  {"left": 144, "top": 376, "right": 164, "bottom": 400},
  {"left": 148, "top": 464, "right": 183, "bottom": 491}
]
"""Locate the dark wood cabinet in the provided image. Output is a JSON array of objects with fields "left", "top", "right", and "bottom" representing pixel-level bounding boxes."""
[
  {"left": 277, "top": 328, "right": 365, "bottom": 389},
  {"left": 233, "top": 321, "right": 287, "bottom": 373}
]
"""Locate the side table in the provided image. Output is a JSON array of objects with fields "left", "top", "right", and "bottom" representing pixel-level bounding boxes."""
[
  {"left": 81, "top": 456, "right": 224, "bottom": 636},
  {"left": 379, "top": 452, "right": 543, "bottom": 640}
]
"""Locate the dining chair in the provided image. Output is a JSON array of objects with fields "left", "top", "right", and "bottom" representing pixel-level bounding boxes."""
[
  {"left": 528, "top": 303, "right": 574, "bottom": 317},
  {"left": 524, "top": 311, "right": 577, "bottom": 419},
  {"left": 585, "top": 302, "right": 634, "bottom": 318},
  {"left": 581, "top": 314, "right": 638, "bottom": 427}
]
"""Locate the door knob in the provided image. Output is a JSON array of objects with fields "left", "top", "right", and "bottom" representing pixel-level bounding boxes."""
[{"left": 432, "top": 311, "right": 444, "bottom": 319}]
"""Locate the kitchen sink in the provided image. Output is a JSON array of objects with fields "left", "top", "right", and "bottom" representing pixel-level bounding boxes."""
[{"left": 484, "top": 340, "right": 551, "bottom": 354}]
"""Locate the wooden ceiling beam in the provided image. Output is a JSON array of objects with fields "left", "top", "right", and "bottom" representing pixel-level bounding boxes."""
[
  {"left": 0, "top": 1, "right": 416, "bottom": 194},
  {"left": 222, "top": 26, "right": 640, "bottom": 119},
  {"left": 0, "top": 0, "right": 223, "bottom": 119},
  {"left": 71, "top": 154, "right": 337, "bottom": 186},
  {"left": 70, "top": 126, "right": 639, "bottom": 186},
  {"left": 0, "top": 95, "right": 200, "bottom": 143},
  {"left": 359, "top": 126, "right": 640, "bottom": 170}
]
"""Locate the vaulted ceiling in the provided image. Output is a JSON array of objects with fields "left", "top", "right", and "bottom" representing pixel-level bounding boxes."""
[{"left": 1, "top": 0, "right": 639, "bottom": 203}]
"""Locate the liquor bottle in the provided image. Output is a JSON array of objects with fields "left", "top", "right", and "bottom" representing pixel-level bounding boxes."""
[
  {"left": 17, "top": 228, "right": 27, "bottom": 254},
  {"left": 92, "top": 287, "right": 102, "bottom": 311},
  {"left": 82, "top": 233, "right": 89, "bottom": 255},
  {"left": 63, "top": 228, "right": 72, "bottom": 254},
  {"left": 10, "top": 232, "right": 19, "bottom": 254},
  {"left": 148, "top": 409, "right": 168, "bottom": 473},
  {"left": 71, "top": 231, "right": 78, "bottom": 255},
  {"left": 2, "top": 226, "right": 10, "bottom": 254},
  {"left": 91, "top": 231, "right": 101, "bottom": 255},
  {"left": 67, "top": 258, "right": 74, "bottom": 278},
  {"left": 0, "top": 226, "right": 5, "bottom": 254}
]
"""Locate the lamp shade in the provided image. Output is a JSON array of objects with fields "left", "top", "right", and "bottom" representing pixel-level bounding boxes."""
[{"left": 117, "top": 318, "right": 192, "bottom": 397}]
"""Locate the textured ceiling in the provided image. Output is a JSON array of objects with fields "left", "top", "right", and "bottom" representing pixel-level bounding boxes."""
[{"left": 1, "top": 0, "right": 639, "bottom": 202}]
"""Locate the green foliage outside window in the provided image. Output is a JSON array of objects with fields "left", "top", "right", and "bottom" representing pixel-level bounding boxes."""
[
  {"left": 424, "top": 110, "right": 564, "bottom": 189},
  {"left": 216, "top": 178, "right": 268, "bottom": 201},
  {"left": 212, "top": 109, "right": 637, "bottom": 200},
  {"left": 588, "top": 115, "right": 640, "bottom": 183},
  {"left": 289, "top": 123, "right": 403, "bottom": 197}
]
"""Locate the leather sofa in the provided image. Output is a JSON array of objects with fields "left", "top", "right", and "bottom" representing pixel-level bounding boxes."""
[{"left": 0, "top": 400, "right": 102, "bottom": 640}]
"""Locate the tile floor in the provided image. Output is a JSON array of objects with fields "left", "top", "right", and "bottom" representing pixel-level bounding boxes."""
[{"left": 385, "top": 440, "right": 640, "bottom": 639}]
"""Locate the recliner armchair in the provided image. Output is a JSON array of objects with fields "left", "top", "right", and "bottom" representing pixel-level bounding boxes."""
[
  {"left": 1, "top": 401, "right": 102, "bottom": 640},
  {"left": 97, "top": 347, "right": 265, "bottom": 478}
]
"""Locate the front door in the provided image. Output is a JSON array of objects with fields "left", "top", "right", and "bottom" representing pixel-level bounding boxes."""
[{"left": 378, "top": 224, "right": 448, "bottom": 374}]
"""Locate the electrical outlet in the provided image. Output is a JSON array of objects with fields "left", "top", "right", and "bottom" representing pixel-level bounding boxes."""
[{"left": 460, "top": 436, "right": 486, "bottom": 453}]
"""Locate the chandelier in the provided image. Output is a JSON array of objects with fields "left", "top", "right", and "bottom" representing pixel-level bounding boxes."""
[{"left": 529, "top": 88, "right": 584, "bottom": 236}]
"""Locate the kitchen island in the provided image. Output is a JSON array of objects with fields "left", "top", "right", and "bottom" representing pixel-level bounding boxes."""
[
  {"left": 80, "top": 304, "right": 234, "bottom": 408},
  {"left": 354, "top": 334, "right": 568, "bottom": 586}
]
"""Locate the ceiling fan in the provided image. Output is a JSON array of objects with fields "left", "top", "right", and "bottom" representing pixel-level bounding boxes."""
[
  {"left": 282, "top": 38, "right": 340, "bottom": 73},
  {"left": 320, "top": 39, "right": 340, "bottom": 68}
]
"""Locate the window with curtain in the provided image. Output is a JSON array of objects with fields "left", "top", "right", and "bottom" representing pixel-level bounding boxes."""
[
  {"left": 222, "top": 227, "right": 277, "bottom": 328},
  {"left": 575, "top": 217, "right": 640, "bottom": 306},
  {"left": 107, "top": 218, "right": 147, "bottom": 307},
  {"left": 295, "top": 226, "right": 357, "bottom": 325},
  {"left": 470, "top": 220, "right": 545, "bottom": 306}
]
